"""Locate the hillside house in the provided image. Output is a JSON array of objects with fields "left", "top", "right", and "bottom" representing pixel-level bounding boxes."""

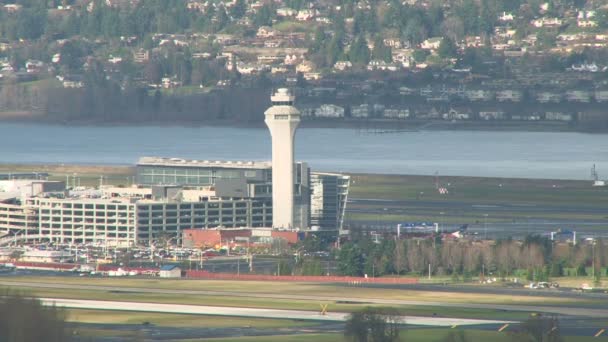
[
  {"left": 545, "top": 112, "right": 572, "bottom": 121},
  {"left": 277, "top": 7, "right": 296, "bottom": 17},
  {"left": 334, "top": 61, "right": 352, "bottom": 71},
  {"left": 495, "top": 89, "right": 523, "bottom": 102},
  {"left": 383, "top": 108, "right": 410, "bottom": 119},
  {"left": 536, "top": 91, "right": 562, "bottom": 103},
  {"left": 351, "top": 104, "right": 370, "bottom": 118},
  {"left": 465, "top": 89, "right": 493, "bottom": 101},
  {"left": 565, "top": 90, "right": 591, "bottom": 103},
  {"left": 316, "top": 104, "right": 344, "bottom": 118},
  {"left": 595, "top": 90, "right": 608, "bottom": 102},
  {"left": 532, "top": 17, "right": 562, "bottom": 28},
  {"left": 479, "top": 111, "right": 505, "bottom": 120},
  {"left": 421, "top": 37, "right": 442, "bottom": 50},
  {"left": 443, "top": 108, "right": 471, "bottom": 120},
  {"left": 257, "top": 26, "right": 277, "bottom": 38}
]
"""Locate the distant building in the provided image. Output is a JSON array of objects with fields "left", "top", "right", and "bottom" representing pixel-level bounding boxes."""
[
  {"left": 315, "top": 104, "right": 344, "bottom": 118},
  {"left": 159, "top": 265, "right": 181, "bottom": 278},
  {"left": 310, "top": 173, "right": 349, "bottom": 232}
]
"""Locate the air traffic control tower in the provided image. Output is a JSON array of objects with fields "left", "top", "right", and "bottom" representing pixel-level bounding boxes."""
[{"left": 264, "top": 88, "right": 301, "bottom": 229}]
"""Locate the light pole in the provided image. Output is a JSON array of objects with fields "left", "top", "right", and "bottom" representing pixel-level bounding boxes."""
[{"left": 483, "top": 214, "right": 488, "bottom": 240}]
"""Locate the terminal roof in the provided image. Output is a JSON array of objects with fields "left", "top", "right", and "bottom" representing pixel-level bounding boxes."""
[{"left": 137, "top": 157, "right": 271, "bottom": 169}]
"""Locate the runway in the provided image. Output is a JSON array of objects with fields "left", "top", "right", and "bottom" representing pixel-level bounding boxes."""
[
  {"left": 40, "top": 297, "right": 515, "bottom": 327},
  {"left": 4, "top": 280, "right": 608, "bottom": 318}
]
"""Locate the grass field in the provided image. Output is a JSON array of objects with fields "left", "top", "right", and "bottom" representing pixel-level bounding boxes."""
[
  {"left": 349, "top": 174, "right": 608, "bottom": 207},
  {"left": 347, "top": 173, "right": 608, "bottom": 224},
  {"left": 4, "top": 276, "right": 598, "bottom": 308}
]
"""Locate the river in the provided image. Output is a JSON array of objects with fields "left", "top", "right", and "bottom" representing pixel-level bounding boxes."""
[{"left": 1, "top": 123, "right": 606, "bottom": 180}]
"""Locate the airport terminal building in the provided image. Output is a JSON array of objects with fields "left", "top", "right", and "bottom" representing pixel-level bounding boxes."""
[
  {"left": 0, "top": 90, "right": 350, "bottom": 246},
  {"left": 0, "top": 161, "right": 349, "bottom": 246}
]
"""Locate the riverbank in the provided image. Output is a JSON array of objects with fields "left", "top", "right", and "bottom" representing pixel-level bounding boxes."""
[{"left": 0, "top": 115, "right": 602, "bottom": 133}]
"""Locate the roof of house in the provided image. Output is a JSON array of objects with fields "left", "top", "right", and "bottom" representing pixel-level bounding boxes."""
[{"left": 160, "top": 264, "right": 180, "bottom": 271}]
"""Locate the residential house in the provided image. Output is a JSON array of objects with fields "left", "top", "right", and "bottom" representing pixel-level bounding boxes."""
[
  {"left": 594, "top": 90, "right": 608, "bottom": 102},
  {"left": 465, "top": 89, "right": 493, "bottom": 101},
  {"left": 511, "top": 114, "right": 541, "bottom": 121},
  {"left": 284, "top": 54, "right": 301, "bottom": 65},
  {"left": 565, "top": 90, "right": 591, "bottom": 103},
  {"left": 334, "top": 61, "right": 352, "bottom": 71},
  {"left": 498, "top": 12, "right": 514, "bottom": 21},
  {"left": 536, "top": 91, "right": 562, "bottom": 103},
  {"left": 383, "top": 38, "right": 403, "bottom": 49},
  {"left": 303, "top": 72, "right": 321, "bottom": 81},
  {"left": 296, "top": 60, "right": 315, "bottom": 73},
  {"left": 299, "top": 107, "right": 316, "bottom": 117},
  {"left": 3, "top": 4, "right": 23, "bottom": 13},
  {"left": 25, "top": 60, "right": 44, "bottom": 73},
  {"left": 392, "top": 50, "right": 413, "bottom": 68},
  {"left": 464, "top": 36, "right": 484, "bottom": 48},
  {"left": 495, "top": 89, "right": 523, "bottom": 102},
  {"left": 478, "top": 111, "right": 505, "bottom": 120},
  {"left": 277, "top": 7, "right": 296, "bottom": 17},
  {"left": 271, "top": 66, "right": 288, "bottom": 74},
  {"left": 62, "top": 75, "right": 84, "bottom": 88},
  {"left": 399, "top": 87, "right": 414, "bottom": 95},
  {"left": 578, "top": 10, "right": 596, "bottom": 27},
  {"left": 382, "top": 108, "right": 410, "bottom": 119},
  {"left": 351, "top": 104, "right": 370, "bottom": 118},
  {"left": 531, "top": 17, "right": 562, "bottom": 28},
  {"left": 133, "top": 49, "right": 150, "bottom": 63},
  {"left": 545, "top": 112, "right": 572, "bottom": 121},
  {"left": 264, "top": 40, "right": 283, "bottom": 48},
  {"left": 257, "top": 54, "right": 285, "bottom": 64},
  {"left": 108, "top": 55, "right": 123, "bottom": 64},
  {"left": 296, "top": 9, "right": 316, "bottom": 21},
  {"left": 367, "top": 60, "right": 398, "bottom": 71},
  {"left": 415, "top": 107, "right": 441, "bottom": 119},
  {"left": 316, "top": 104, "right": 344, "bottom": 118},
  {"left": 443, "top": 108, "right": 471, "bottom": 120},
  {"left": 214, "top": 35, "right": 239, "bottom": 46},
  {"left": 162, "top": 77, "right": 182, "bottom": 89},
  {"left": 420, "top": 37, "right": 442, "bottom": 50},
  {"left": 256, "top": 26, "right": 277, "bottom": 38}
]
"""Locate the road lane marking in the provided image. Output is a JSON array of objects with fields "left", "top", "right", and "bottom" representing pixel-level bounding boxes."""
[
  {"left": 498, "top": 324, "right": 509, "bottom": 332},
  {"left": 595, "top": 329, "right": 605, "bottom": 337}
]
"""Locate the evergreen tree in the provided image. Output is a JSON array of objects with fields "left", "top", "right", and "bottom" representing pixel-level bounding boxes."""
[
  {"left": 338, "top": 243, "right": 364, "bottom": 276},
  {"left": 438, "top": 37, "right": 457, "bottom": 58},
  {"left": 348, "top": 35, "right": 370, "bottom": 66},
  {"left": 371, "top": 36, "right": 392, "bottom": 62}
]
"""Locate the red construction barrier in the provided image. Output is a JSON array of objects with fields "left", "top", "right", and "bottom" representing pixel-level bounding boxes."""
[
  {"left": 184, "top": 270, "right": 418, "bottom": 284},
  {"left": 13, "top": 261, "right": 77, "bottom": 271}
]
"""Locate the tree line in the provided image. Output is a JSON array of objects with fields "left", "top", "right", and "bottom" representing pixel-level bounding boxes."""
[{"left": 335, "top": 234, "right": 607, "bottom": 283}]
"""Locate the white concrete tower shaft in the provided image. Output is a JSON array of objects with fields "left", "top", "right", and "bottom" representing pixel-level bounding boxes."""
[{"left": 264, "top": 88, "right": 300, "bottom": 229}]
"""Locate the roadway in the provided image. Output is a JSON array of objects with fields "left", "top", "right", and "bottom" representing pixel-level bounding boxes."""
[
  {"left": 40, "top": 297, "right": 514, "bottom": 326},
  {"left": 3, "top": 280, "right": 608, "bottom": 318}
]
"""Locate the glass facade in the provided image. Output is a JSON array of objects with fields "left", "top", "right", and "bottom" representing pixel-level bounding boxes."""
[
  {"left": 310, "top": 173, "right": 350, "bottom": 231},
  {"left": 135, "top": 199, "right": 272, "bottom": 242}
]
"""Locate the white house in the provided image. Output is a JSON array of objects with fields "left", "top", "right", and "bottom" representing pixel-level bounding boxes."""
[
  {"left": 421, "top": 37, "right": 442, "bottom": 50},
  {"left": 159, "top": 265, "right": 181, "bottom": 278},
  {"left": 316, "top": 104, "right": 344, "bottom": 118}
]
